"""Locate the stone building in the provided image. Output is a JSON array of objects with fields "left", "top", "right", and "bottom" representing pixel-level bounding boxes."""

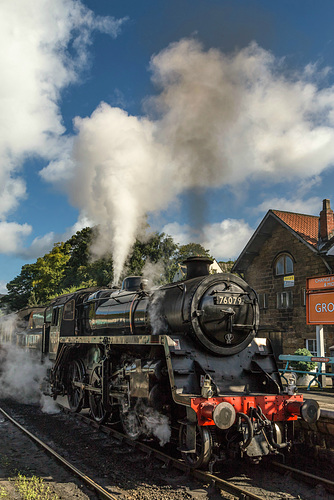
[{"left": 232, "top": 199, "right": 334, "bottom": 358}]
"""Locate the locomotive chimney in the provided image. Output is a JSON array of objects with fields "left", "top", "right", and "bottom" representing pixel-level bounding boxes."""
[
  {"left": 122, "top": 276, "right": 148, "bottom": 291},
  {"left": 319, "top": 199, "right": 334, "bottom": 243},
  {"left": 183, "top": 256, "right": 213, "bottom": 280}
]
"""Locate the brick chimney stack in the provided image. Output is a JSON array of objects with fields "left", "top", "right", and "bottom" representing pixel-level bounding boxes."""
[{"left": 319, "top": 199, "right": 334, "bottom": 241}]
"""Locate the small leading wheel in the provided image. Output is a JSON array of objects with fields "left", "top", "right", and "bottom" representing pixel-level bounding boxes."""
[
  {"left": 179, "top": 424, "right": 213, "bottom": 469},
  {"left": 67, "top": 359, "right": 85, "bottom": 413},
  {"left": 89, "top": 365, "right": 110, "bottom": 424}
]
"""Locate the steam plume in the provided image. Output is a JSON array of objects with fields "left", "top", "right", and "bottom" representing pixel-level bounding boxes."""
[{"left": 43, "top": 39, "right": 334, "bottom": 282}]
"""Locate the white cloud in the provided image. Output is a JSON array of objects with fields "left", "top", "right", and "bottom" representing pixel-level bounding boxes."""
[
  {"left": 0, "top": 222, "right": 32, "bottom": 254},
  {"left": 162, "top": 222, "right": 194, "bottom": 246},
  {"left": 0, "top": 175, "right": 27, "bottom": 220},
  {"left": 0, "top": 0, "right": 126, "bottom": 251},
  {"left": 17, "top": 214, "right": 95, "bottom": 260},
  {"left": 162, "top": 219, "right": 253, "bottom": 261},
  {"left": 18, "top": 232, "right": 57, "bottom": 260},
  {"left": 202, "top": 220, "right": 254, "bottom": 260},
  {"left": 254, "top": 196, "right": 322, "bottom": 216}
]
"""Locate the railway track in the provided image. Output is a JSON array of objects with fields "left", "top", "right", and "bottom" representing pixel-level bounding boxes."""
[
  {"left": 0, "top": 406, "right": 118, "bottom": 500},
  {"left": 0, "top": 403, "right": 265, "bottom": 500},
  {"left": 1, "top": 401, "right": 334, "bottom": 500},
  {"left": 272, "top": 461, "right": 334, "bottom": 494},
  {"left": 60, "top": 404, "right": 334, "bottom": 499}
]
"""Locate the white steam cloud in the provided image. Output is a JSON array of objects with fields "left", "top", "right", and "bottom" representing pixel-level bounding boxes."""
[
  {"left": 148, "top": 290, "right": 168, "bottom": 335},
  {"left": 0, "top": 0, "right": 126, "bottom": 255},
  {"left": 0, "top": 343, "right": 48, "bottom": 403},
  {"left": 43, "top": 39, "right": 334, "bottom": 281},
  {"left": 0, "top": 314, "right": 59, "bottom": 412},
  {"left": 142, "top": 408, "right": 171, "bottom": 447}
]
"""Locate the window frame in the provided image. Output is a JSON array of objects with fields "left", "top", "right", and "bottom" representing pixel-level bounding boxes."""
[
  {"left": 277, "top": 290, "right": 293, "bottom": 309},
  {"left": 63, "top": 299, "right": 75, "bottom": 321},
  {"left": 274, "top": 253, "right": 294, "bottom": 276},
  {"left": 258, "top": 292, "right": 268, "bottom": 310},
  {"left": 306, "top": 339, "right": 317, "bottom": 356}
]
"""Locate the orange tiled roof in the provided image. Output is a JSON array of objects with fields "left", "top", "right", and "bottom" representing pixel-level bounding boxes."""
[{"left": 272, "top": 210, "right": 319, "bottom": 247}]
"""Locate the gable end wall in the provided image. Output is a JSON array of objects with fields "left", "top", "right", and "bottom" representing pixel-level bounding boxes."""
[{"left": 243, "top": 224, "right": 334, "bottom": 355}]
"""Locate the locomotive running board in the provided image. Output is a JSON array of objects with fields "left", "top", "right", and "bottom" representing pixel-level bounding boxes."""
[{"left": 59, "top": 334, "right": 177, "bottom": 347}]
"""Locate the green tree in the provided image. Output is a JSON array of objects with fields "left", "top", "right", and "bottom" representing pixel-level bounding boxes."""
[
  {"left": 125, "top": 232, "right": 178, "bottom": 284},
  {"left": 0, "top": 227, "right": 215, "bottom": 312},
  {"left": 62, "top": 227, "right": 96, "bottom": 289},
  {"left": 0, "top": 263, "right": 38, "bottom": 311},
  {"left": 166, "top": 242, "right": 212, "bottom": 282},
  {"left": 61, "top": 227, "right": 114, "bottom": 288},
  {"left": 218, "top": 260, "right": 235, "bottom": 273},
  {"left": 32, "top": 242, "right": 71, "bottom": 303}
]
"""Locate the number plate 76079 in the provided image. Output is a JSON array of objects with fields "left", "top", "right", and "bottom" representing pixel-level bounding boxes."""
[{"left": 214, "top": 295, "right": 242, "bottom": 305}]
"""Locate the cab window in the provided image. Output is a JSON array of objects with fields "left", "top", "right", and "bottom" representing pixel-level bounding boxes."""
[{"left": 63, "top": 300, "right": 75, "bottom": 321}]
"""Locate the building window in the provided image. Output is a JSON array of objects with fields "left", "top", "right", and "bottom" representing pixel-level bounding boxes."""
[
  {"left": 306, "top": 339, "right": 317, "bottom": 356},
  {"left": 258, "top": 293, "right": 268, "bottom": 309},
  {"left": 274, "top": 253, "right": 294, "bottom": 276},
  {"left": 277, "top": 291, "right": 293, "bottom": 309}
]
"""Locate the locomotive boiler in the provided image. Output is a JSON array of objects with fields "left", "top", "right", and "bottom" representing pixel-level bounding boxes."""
[{"left": 40, "top": 257, "right": 319, "bottom": 467}]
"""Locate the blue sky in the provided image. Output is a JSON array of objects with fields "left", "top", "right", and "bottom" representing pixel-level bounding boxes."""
[{"left": 1, "top": 0, "right": 334, "bottom": 290}]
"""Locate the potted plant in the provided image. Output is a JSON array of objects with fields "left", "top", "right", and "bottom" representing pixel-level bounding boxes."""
[{"left": 290, "top": 348, "right": 317, "bottom": 387}]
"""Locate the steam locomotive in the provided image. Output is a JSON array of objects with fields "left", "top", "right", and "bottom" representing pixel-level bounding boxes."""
[{"left": 1, "top": 257, "right": 319, "bottom": 468}]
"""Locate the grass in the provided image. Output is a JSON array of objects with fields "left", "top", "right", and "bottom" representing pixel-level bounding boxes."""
[
  {"left": 0, "top": 455, "right": 59, "bottom": 500},
  {"left": 14, "top": 473, "right": 59, "bottom": 500},
  {"left": 0, "top": 487, "right": 8, "bottom": 498}
]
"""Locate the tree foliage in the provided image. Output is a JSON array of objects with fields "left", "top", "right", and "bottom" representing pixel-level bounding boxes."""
[
  {"left": 0, "top": 228, "right": 177, "bottom": 311},
  {"left": 1, "top": 263, "right": 38, "bottom": 311},
  {"left": 166, "top": 242, "right": 212, "bottom": 282},
  {"left": 32, "top": 242, "right": 71, "bottom": 304},
  {"left": 125, "top": 232, "right": 178, "bottom": 284},
  {"left": 0, "top": 225, "right": 230, "bottom": 313}
]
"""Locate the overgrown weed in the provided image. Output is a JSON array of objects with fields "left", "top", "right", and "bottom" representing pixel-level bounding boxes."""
[
  {"left": 14, "top": 473, "right": 59, "bottom": 500},
  {"left": 0, "top": 454, "right": 59, "bottom": 499}
]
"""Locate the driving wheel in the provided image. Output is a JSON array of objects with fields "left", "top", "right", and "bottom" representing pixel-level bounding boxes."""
[
  {"left": 67, "top": 359, "right": 85, "bottom": 413},
  {"left": 89, "top": 364, "right": 110, "bottom": 424}
]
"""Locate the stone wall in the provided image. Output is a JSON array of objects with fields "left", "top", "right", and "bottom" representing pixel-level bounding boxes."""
[{"left": 244, "top": 224, "right": 334, "bottom": 356}]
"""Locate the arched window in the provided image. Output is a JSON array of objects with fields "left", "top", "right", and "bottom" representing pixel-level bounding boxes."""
[{"left": 274, "top": 253, "right": 294, "bottom": 276}]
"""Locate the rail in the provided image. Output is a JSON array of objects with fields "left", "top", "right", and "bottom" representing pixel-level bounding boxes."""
[
  {"left": 0, "top": 406, "right": 119, "bottom": 500},
  {"left": 279, "top": 354, "right": 334, "bottom": 390}
]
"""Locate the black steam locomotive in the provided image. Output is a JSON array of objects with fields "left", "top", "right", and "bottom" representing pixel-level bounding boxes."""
[{"left": 2, "top": 257, "right": 319, "bottom": 468}]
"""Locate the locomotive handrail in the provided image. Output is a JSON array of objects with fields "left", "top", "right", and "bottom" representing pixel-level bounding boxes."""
[{"left": 279, "top": 354, "right": 334, "bottom": 390}]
